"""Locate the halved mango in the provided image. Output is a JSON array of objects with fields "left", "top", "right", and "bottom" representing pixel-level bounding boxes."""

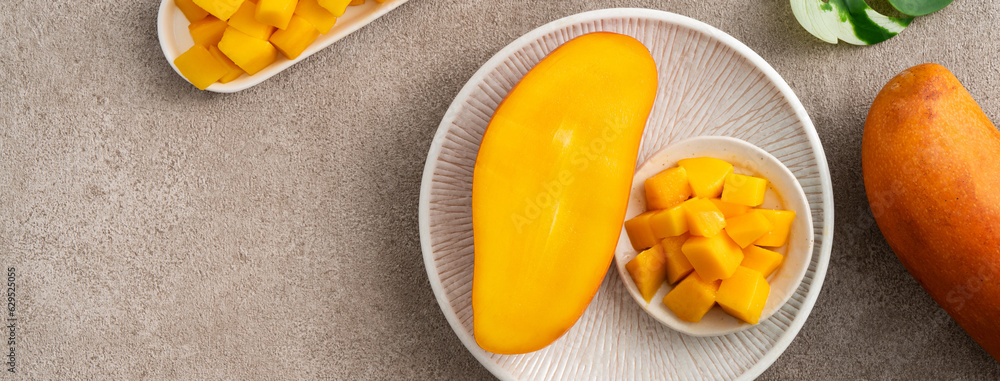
[
  {"left": 678, "top": 157, "right": 733, "bottom": 198},
  {"left": 625, "top": 245, "right": 669, "bottom": 302},
  {"left": 644, "top": 166, "right": 691, "bottom": 210}
]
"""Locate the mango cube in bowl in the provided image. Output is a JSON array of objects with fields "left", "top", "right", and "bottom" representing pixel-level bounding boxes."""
[
  {"left": 754, "top": 209, "right": 796, "bottom": 247},
  {"left": 193, "top": 0, "right": 245, "bottom": 20},
  {"left": 625, "top": 245, "right": 669, "bottom": 303},
  {"left": 678, "top": 157, "right": 732, "bottom": 198},
  {"left": 662, "top": 272, "right": 720, "bottom": 323},
  {"left": 256, "top": 0, "right": 297, "bottom": 29},
  {"left": 660, "top": 235, "right": 693, "bottom": 285},
  {"left": 716, "top": 266, "right": 771, "bottom": 324},
  {"left": 722, "top": 173, "right": 767, "bottom": 206},
  {"left": 724, "top": 210, "right": 773, "bottom": 248},
  {"left": 644, "top": 166, "right": 690, "bottom": 210},
  {"left": 741, "top": 245, "right": 783, "bottom": 278},
  {"left": 649, "top": 203, "right": 688, "bottom": 239},
  {"left": 295, "top": 0, "right": 338, "bottom": 34},
  {"left": 682, "top": 198, "right": 725, "bottom": 237},
  {"left": 624, "top": 211, "right": 658, "bottom": 252},
  {"left": 681, "top": 232, "right": 743, "bottom": 281}
]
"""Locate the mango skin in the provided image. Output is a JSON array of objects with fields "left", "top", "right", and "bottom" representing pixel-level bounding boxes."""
[
  {"left": 863, "top": 63, "right": 1000, "bottom": 362},
  {"left": 471, "top": 32, "right": 657, "bottom": 355}
]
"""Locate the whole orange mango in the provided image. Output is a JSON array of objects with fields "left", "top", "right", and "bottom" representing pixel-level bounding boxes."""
[
  {"left": 863, "top": 63, "right": 1000, "bottom": 362},
  {"left": 472, "top": 32, "right": 657, "bottom": 355}
]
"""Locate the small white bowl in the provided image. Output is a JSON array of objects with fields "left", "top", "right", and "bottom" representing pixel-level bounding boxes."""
[
  {"left": 156, "top": 0, "right": 408, "bottom": 93},
  {"left": 614, "top": 135, "right": 814, "bottom": 337}
]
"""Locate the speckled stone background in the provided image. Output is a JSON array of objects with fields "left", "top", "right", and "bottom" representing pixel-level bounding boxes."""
[{"left": 2, "top": 0, "right": 1000, "bottom": 379}]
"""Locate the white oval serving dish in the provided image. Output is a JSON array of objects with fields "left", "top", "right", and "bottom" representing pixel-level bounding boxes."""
[
  {"left": 156, "top": 0, "right": 408, "bottom": 92},
  {"left": 419, "top": 8, "right": 834, "bottom": 380}
]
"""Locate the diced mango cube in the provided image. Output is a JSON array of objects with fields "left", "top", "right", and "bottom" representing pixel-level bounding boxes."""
[
  {"left": 229, "top": 1, "right": 276, "bottom": 39},
  {"left": 678, "top": 157, "right": 733, "bottom": 198},
  {"left": 189, "top": 15, "right": 229, "bottom": 46},
  {"left": 741, "top": 245, "right": 784, "bottom": 278},
  {"left": 644, "top": 166, "right": 691, "bottom": 210},
  {"left": 269, "top": 14, "right": 320, "bottom": 59},
  {"left": 208, "top": 45, "right": 245, "bottom": 83},
  {"left": 256, "top": 0, "right": 297, "bottom": 29},
  {"left": 661, "top": 235, "right": 693, "bottom": 285},
  {"left": 624, "top": 211, "right": 658, "bottom": 251},
  {"left": 193, "top": 0, "right": 245, "bottom": 20},
  {"left": 683, "top": 198, "right": 725, "bottom": 237},
  {"left": 625, "top": 245, "right": 668, "bottom": 302},
  {"left": 681, "top": 232, "right": 743, "bottom": 281},
  {"left": 317, "top": 0, "right": 350, "bottom": 16},
  {"left": 349, "top": 0, "right": 364, "bottom": 4},
  {"left": 709, "top": 198, "right": 749, "bottom": 219},
  {"left": 649, "top": 203, "right": 687, "bottom": 239},
  {"left": 662, "top": 272, "right": 720, "bottom": 323},
  {"left": 753, "top": 209, "right": 796, "bottom": 247},
  {"left": 716, "top": 266, "right": 770, "bottom": 324},
  {"left": 218, "top": 26, "right": 278, "bottom": 75},
  {"left": 173, "top": 45, "right": 229, "bottom": 90},
  {"left": 722, "top": 173, "right": 768, "bottom": 207},
  {"left": 295, "top": 0, "right": 338, "bottom": 33},
  {"left": 724, "top": 210, "right": 773, "bottom": 248},
  {"left": 176, "top": 0, "right": 210, "bottom": 22}
]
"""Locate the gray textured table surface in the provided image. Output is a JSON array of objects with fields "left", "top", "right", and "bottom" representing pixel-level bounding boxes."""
[{"left": 3, "top": 0, "right": 1000, "bottom": 379}]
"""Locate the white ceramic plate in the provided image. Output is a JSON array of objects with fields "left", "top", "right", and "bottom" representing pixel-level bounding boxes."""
[
  {"left": 615, "top": 136, "right": 814, "bottom": 337},
  {"left": 157, "top": 0, "right": 408, "bottom": 93},
  {"left": 419, "top": 8, "right": 834, "bottom": 380}
]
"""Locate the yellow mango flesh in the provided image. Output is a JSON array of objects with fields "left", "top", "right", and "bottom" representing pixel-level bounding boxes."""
[
  {"left": 193, "top": 0, "right": 244, "bottom": 20},
  {"left": 173, "top": 45, "right": 228, "bottom": 90},
  {"left": 649, "top": 203, "right": 688, "bottom": 239},
  {"left": 208, "top": 45, "right": 244, "bottom": 83},
  {"left": 716, "top": 266, "right": 770, "bottom": 324},
  {"left": 218, "top": 26, "right": 277, "bottom": 75},
  {"left": 229, "top": 1, "right": 276, "bottom": 39},
  {"left": 662, "top": 272, "right": 720, "bottom": 323},
  {"left": 471, "top": 33, "right": 657, "bottom": 355},
  {"left": 176, "top": 0, "right": 210, "bottom": 22},
  {"left": 270, "top": 15, "right": 320, "bottom": 59},
  {"left": 625, "top": 245, "right": 669, "bottom": 302},
  {"left": 721, "top": 173, "right": 768, "bottom": 207},
  {"left": 753, "top": 209, "right": 796, "bottom": 247},
  {"left": 624, "top": 211, "right": 658, "bottom": 252},
  {"left": 678, "top": 157, "right": 733, "bottom": 198},
  {"left": 724, "top": 210, "right": 773, "bottom": 248},
  {"left": 661, "top": 235, "right": 693, "bottom": 285},
  {"left": 681, "top": 232, "right": 743, "bottom": 281},
  {"left": 318, "top": 0, "right": 351, "bottom": 15},
  {"left": 709, "top": 198, "right": 749, "bottom": 219},
  {"left": 741, "top": 245, "right": 783, "bottom": 278},
  {"left": 256, "top": 0, "right": 297, "bottom": 29},
  {"left": 188, "top": 15, "right": 228, "bottom": 47},
  {"left": 295, "top": 0, "right": 338, "bottom": 34},
  {"left": 683, "top": 198, "right": 725, "bottom": 237},
  {"left": 644, "top": 166, "right": 691, "bottom": 210}
]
